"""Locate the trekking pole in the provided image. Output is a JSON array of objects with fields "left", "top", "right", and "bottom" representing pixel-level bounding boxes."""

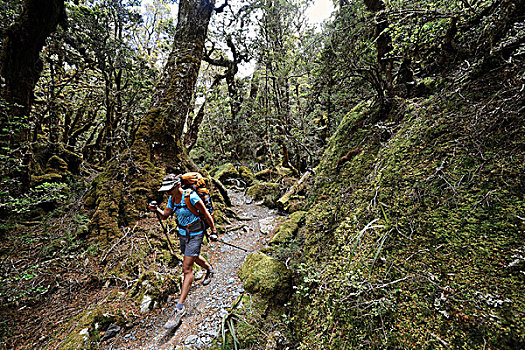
[
  {"left": 150, "top": 201, "right": 175, "bottom": 254},
  {"left": 216, "top": 238, "right": 249, "bottom": 252}
]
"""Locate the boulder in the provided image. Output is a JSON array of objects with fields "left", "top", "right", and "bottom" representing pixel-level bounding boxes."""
[
  {"left": 246, "top": 182, "right": 281, "bottom": 207},
  {"left": 130, "top": 271, "right": 179, "bottom": 312},
  {"left": 239, "top": 252, "right": 292, "bottom": 303},
  {"left": 57, "top": 306, "right": 123, "bottom": 350},
  {"left": 213, "top": 163, "right": 240, "bottom": 185},
  {"left": 269, "top": 211, "right": 306, "bottom": 245},
  {"left": 238, "top": 166, "right": 255, "bottom": 185}
]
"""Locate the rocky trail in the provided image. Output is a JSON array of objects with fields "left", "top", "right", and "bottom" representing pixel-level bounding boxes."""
[{"left": 101, "top": 190, "right": 283, "bottom": 350}]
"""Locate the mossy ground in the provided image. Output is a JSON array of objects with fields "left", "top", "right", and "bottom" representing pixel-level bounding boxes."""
[{"left": 57, "top": 303, "right": 127, "bottom": 350}]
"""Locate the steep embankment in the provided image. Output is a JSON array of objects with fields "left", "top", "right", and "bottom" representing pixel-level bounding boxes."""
[
  {"left": 289, "top": 67, "right": 524, "bottom": 348},
  {"left": 234, "top": 65, "right": 524, "bottom": 348}
]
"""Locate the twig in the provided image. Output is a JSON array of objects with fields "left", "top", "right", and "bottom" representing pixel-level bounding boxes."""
[
  {"left": 472, "top": 189, "right": 496, "bottom": 210},
  {"left": 144, "top": 231, "right": 153, "bottom": 250},
  {"left": 101, "top": 224, "right": 136, "bottom": 263},
  {"left": 367, "top": 276, "right": 412, "bottom": 291},
  {"left": 430, "top": 333, "right": 450, "bottom": 348}
]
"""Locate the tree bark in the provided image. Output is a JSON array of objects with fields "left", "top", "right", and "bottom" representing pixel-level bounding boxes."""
[{"left": 153, "top": 0, "right": 214, "bottom": 165}]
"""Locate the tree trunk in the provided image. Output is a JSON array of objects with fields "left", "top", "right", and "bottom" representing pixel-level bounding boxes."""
[
  {"left": 0, "top": 0, "right": 65, "bottom": 126},
  {"left": 153, "top": 0, "right": 214, "bottom": 163},
  {"left": 88, "top": 0, "right": 215, "bottom": 240},
  {"left": 0, "top": 0, "right": 65, "bottom": 193},
  {"left": 364, "top": 0, "right": 393, "bottom": 95}
]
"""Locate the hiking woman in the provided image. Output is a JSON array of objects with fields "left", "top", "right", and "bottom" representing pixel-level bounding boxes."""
[{"left": 149, "top": 174, "right": 217, "bottom": 329}]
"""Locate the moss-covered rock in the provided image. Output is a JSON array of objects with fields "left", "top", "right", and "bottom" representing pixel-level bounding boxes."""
[
  {"left": 213, "top": 163, "right": 240, "bottom": 185},
  {"left": 32, "top": 140, "right": 83, "bottom": 176},
  {"left": 275, "top": 166, "right": 293, "bottom": 177},
  {"left": 130, "top": 270, "right": 180, "bottom": 313},
  {"left": 246, "top": 182, "right": 281, "bottom": 207},
  {"left": 254, "top": 168, "right": 276, "bottom": 181},
  {"left": 30, "top": 172, "right": 63, "bottom": 186},
  {"left": 269, "top": 211, "right": 307, "bottom": 246},
  {"left": 46, "top": 155, "right": 68, "bottom": 173},
  {"left": 57, "top": 304, "right": 125, "bottom": 350},
  {"left": 30, "top": 154, "right": 76, "bottom": 186},
  {"left": 239, "top": 252, "right": 292, "bottom": 303},
  {"left": 238, "top": 166, "right": 255, "bottom": 185}
]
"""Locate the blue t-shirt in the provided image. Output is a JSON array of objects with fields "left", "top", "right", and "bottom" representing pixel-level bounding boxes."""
[{"left": 167, "top": 191, "right": 203, "bottom": 236}]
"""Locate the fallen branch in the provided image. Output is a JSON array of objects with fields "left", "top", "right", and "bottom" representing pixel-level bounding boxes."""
[
  {"left": 276, "top": 171, "right": 311, "bottom": 211},
  {"left": 101, "top": 224, "right": 136, "bottom": 263},
  {"left": 211, "top": 177, "right": 232, "bottom": 207}
]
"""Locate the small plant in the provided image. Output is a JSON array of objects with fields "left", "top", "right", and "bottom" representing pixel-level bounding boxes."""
[
  {"left": 219, "top": 293, "right": 244, "bottom": 350},
  {"left": 14, "top": 265, "right": 39, "bottom": 281},
  {"left": 2, "top": 182, "right": 68, "bottom": 213}
]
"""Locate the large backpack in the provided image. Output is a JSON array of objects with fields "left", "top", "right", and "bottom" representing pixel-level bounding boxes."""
[{"left": 181, "top": 172, "right": 214, "bottom": 216}]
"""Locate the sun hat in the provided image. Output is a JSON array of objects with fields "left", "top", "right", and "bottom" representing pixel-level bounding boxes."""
[{"left": 158, "top": 174, "right": 181, "bottom": 192}]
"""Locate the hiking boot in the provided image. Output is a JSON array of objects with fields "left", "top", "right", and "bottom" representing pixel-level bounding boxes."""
[
  {"left": 202, "top": 268, "right": 214, "bottom": 286},
  {"left": 163, "top": 306, "right": 185, "bottom": 329}
]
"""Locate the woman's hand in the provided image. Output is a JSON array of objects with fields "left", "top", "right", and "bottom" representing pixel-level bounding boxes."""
[{"left": 149, "top": 201, "right": 158, "bottom": 212}]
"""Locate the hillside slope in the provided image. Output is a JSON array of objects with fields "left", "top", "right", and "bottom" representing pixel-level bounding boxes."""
[{"left": 288, "top": 58, "right": 524, "bottom": 348}]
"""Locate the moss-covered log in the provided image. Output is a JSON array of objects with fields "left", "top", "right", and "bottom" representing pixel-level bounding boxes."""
[{"left": 276, "top": 171, "right": 311, "bottom": 212}]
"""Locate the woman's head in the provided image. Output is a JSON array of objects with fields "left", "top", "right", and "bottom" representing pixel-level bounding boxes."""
[{"left": 158, "top": 174, "right": 182, "bottom": 192}]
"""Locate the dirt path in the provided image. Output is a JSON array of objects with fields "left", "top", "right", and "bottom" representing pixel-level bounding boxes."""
[{"left": 101, "top": 190, "right": 283, "bottom": 350}]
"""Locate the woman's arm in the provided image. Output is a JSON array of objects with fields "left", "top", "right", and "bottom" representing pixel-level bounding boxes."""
[
  {"left": 149, "top": 202, "right": 173, "bottom": 219},
  {"left": 194, "top": 200, "right": 217, "bottom": 234}
]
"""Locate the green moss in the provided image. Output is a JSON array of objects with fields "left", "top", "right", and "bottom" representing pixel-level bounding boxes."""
[
  {"left": 269, "top": 211, "right": 307, "bottom": 246},
  {"left": 262, "top": 83, "right": 525, "bottom": 348},
  {"left": 211, "top": 202, "right": 228, "bottom": 229},
  {"left": 239, "top": 252, "right": 292, "bottom": 304},
  {"left": 213, "top": 163, "right": 240, "bottom": 184},
  {"left": 130, "top": 270, "right": 179, "bottom": 311},
  {"left": 86, "top": 106, "right": 177, "bottom": 241},
  {"left": 228, "top": 295, "right": 294, "bottom": 350},
  {"left": 275, "top": 166, "right": 293, "bottom": 177},
  {"left": 30, "top": 173, "right": 63, "bottom": 186},
  {"left": 57, "top": 305, "right": 124, "bottom": 350},
  {"left": 255, "top": 168, "right": 276, "bottom": 181},
  {"left": 246, "top": 182, "right": 281, "bottom": 207},
  {"left": 46, "top": 155, "right": 68, "bottom": 172},
  {"left": 238, "top": 166, "right": 255, "bottom": 185},
  {"left": 285, "top": 196, "right": 307, "bottom": 213}
]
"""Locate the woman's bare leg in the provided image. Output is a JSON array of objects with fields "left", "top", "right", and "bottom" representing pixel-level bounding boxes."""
[
  {"left": 195, "top": 255, "right": 211, "bottom": 270},
  {"left": 178, "top": 255, "right": 197, "bottom": 304}
]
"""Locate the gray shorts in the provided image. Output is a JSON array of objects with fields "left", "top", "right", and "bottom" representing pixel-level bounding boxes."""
[{"left": 179, "top": 233, "right": 204, "bottom": 257}]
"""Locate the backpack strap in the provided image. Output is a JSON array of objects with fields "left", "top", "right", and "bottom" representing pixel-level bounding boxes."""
[{"left": 183, "top": 189, "right": 201, "bottom": 217}]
